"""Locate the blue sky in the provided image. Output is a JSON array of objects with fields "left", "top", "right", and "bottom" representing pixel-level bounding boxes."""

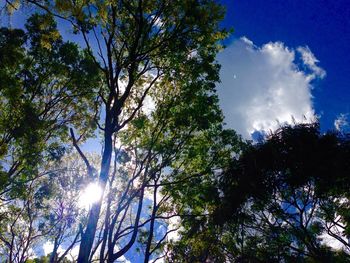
[{"left": 217, "top": 0, "right": 350, "bottom": 136}]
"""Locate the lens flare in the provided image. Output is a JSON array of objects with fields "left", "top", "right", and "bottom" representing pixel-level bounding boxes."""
[{"left": 78, "top": 182, "right": 103, "bottom": 209}]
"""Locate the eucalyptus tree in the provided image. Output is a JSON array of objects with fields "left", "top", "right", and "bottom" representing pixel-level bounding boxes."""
[
  {"left": 42, "top": 153, "right": 101, "bottom": 263},
  {"left": 2, "top": 0, "right": 230, "bottom": 262},
  {"left": 91, "top": 67, "right": 245, "bottom": 262},
  {"left": 4, "top": 0, "right": 228, "bottom": 261},
  {"left": 172, "top": 124, "right": 350, "bottom": 262},
  {"left": 0, "top": 13, "right": 99, "bottom": 199},
  {"left": 0, "top": 13, "right": 100, "bottom": 261}
]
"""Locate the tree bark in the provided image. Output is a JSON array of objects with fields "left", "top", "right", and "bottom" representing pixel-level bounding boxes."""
[
  {"left": 49, "top": 235, "right": 60, "bottom": 263},
  {"left": 77, "top": 131, "right": 113, "bottom": 263},
  {"left": 144, "top": 184, "right": 158, "bottom": 263}
]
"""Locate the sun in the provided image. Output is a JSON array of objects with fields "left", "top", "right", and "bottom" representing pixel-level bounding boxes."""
[{"left": 78, "top": 182, "right": 103, "bottom": 209}]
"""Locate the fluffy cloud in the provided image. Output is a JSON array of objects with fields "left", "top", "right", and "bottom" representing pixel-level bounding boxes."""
[{"left": 217, "top": 37, "right": 325, "bottom": 138}]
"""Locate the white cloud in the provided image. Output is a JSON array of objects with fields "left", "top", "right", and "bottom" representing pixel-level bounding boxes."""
[
  {"left": 334, "top": 113, "right": 349, "bottom": 131},
  {"left": 42, "top": 241, "right": 54, "bottom": 256},
  {"left": 320, "top": 229, "right": 349, "bottom": 252},
  {"left": 42, "top": 241, "right": 65, "bottom": 256},
  {"left": 117, "top": 255, "right": 131, "bottom": 263},
  {"left": 167, "top": 215, "right": 181, "bottom": 242},
  {"left": 112, "top": 246, "right": 131, "bottom": 263},
  {"left": 68, "top": 245, "right": 80, "bottom": 261},
  {"left": 217, "top": 37, "right": 325, "bottom": 138},
  {"left": 297, "top": 46, "right": 326, "bottom": 80},
  {"left": 27, "top": 248, "right": 37, "bottom": 259}
]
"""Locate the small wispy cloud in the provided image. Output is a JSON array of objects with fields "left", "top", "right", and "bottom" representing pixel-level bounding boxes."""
[
  {"left": 334, "top": 113, "right": 349, "bottom": 131},
  {"left": 297, "top": 46, "right": 326, "bottom": 80}
]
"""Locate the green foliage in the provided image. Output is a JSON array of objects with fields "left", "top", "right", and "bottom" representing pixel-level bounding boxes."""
[
  {"left": 0, "top": 13, "right": 101, "bottom": 198},
  {"left": 1, "top": 0, "right": 231, "bottom": 261},
  {"left": 26, "top": 254, "right": 72, "bottom": 263},
  {"left": 0, "top": 13, "right": 102, "bottom": 260},
  {"left": 121, "top": 77, "right": 248, "bottom": 261},
  {"left": 171, "top": 123, "right": 350, "bottom": 262}
]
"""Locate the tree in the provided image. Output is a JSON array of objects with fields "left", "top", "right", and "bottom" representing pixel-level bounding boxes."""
[
  {"left": 3, "top": 0, "right": 228, "bottom": 261},
  {"left": 172, "top": 123, "right": 350, "bottom": 262},
  {"left": 0, "top": 13, "right": 100, "bottom": 262},
  {"left": 92, "top": 73, "right": 244, "bottom": 262},
  {"left": 0, "top": 12, "right": 99, "bottom": 197},
  {"left": 41, "top": 153, "right": 100, "bottom": 263}
]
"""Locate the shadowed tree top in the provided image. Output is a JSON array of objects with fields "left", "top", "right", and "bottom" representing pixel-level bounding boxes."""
[{"left": 217, "top": 123, "right": 350, "bottom": 224}]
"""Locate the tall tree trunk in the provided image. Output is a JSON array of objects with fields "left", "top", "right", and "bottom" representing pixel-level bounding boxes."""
[
  {"left": 49, "top": 235, "right": 60, "bottom": 263},
  {"left": 77, "top": 132, "right": 113, "bottom": 263},
  {"left": 144, "top": 185, "right": 158, "bottom": 263},
  {"left": 99, "top": 196, "right": 112, "bottom": 262}
]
